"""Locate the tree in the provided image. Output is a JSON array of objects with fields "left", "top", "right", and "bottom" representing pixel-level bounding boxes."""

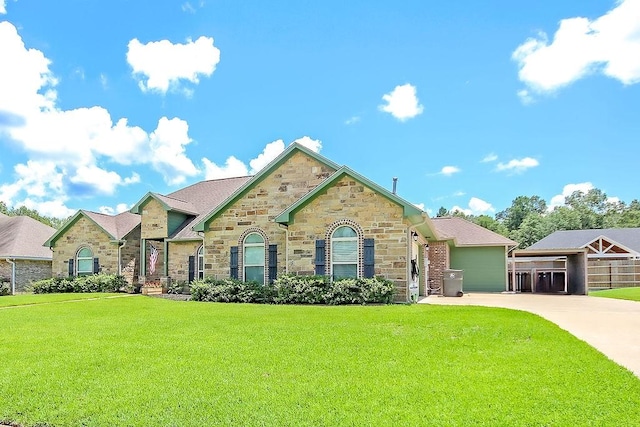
[
  {"left": 565, "top": 188, "right": 607, "bottom": 229},
  {"left": 436, "top": 206, "right": 449, "bottom": 217},
  {"left": 509, "top": 212, "right": 553, "bottom": 249},
  {"left": 473, "top": 214, "right": 509, "bottom": 237},
  {"left": 496, "top": 195, "right": 547, "bottom": 232}
]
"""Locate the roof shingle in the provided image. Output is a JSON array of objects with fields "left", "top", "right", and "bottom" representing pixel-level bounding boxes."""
[
  {"left": 0, "top": 216, "right": 56, "bottom": 259},
  {"left": 431, "top": 217, "right": 516, "bottom": 247}
]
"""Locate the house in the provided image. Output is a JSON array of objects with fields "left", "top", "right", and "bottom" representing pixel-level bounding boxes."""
[
  {"left": 429, "top": 217, "right": 517, "bottom": 293},
  {"left": 526, "top": 228, "right": 640, "bottom": 289},
  {"left": 45, "top": 210, "right": 141, "bottom": 284},
  {"left": 0, "top": 213, "right": 56, "bottom": 293},
  {"left": 47, "top": 143, "right": 517, "bottom": 301}
]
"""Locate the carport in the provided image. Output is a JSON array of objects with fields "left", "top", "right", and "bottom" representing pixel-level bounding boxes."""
[{"left": 508, "top": 248, "right": 588, "bottom": 295}]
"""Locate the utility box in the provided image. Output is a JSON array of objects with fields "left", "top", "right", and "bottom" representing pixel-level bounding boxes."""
[{"left": 442, "top": 269, "right": 464, "bottom": 297}]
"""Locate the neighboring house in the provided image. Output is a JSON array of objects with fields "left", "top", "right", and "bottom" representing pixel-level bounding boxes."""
[
  {"left": 45, "top": 210, "right": 141, "bottom": 284},
  {"left": 0, "top": 213, "right": 56, "bottom": 293},
  {"left": 46, "top": 143, "right": 519, "bottom": 300},
  {"left": 527, "top": 228, "right": 640, "bottom": 289},
  {"left": 429, "top": 217, "right": 517, "bottom": 293}
]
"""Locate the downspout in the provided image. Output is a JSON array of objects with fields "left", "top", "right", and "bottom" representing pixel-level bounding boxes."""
[
  {"left": 6, "top": 258, "right": 15, "bottom": 295},
  {"left": 118, "top": 240, "right": 126, "bottom": 275},
  {"left": 407, "top": 213, "right": 429, "bottom": 301},
  {"left": 278, "top": 223, "right": 289, "bottom": 274}
]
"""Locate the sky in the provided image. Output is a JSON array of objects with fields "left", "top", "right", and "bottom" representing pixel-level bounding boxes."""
[{"left": 0, "top": 0, "right": 639, "bottom": 219}]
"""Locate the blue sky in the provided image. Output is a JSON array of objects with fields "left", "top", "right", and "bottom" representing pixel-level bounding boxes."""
[{"left": 0, "top": 0, "right": 639, "bottom": 219}]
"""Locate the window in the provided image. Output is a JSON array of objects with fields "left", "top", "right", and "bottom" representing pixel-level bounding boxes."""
[
  {"left": 331, "top": 226, "right": 358, "bottom": 279},
  {"left": 76, "top": 247, "right": 94, "bottom": 276},
  {"left": 243, "top": 233, "right": 265, "bottom": 285},
  {"left": 197, "top": 245, "right": 204, "bottom": 280}
]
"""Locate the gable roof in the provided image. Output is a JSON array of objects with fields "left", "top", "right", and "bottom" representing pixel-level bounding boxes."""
[
  {"left": 130, "top": 192, "right": 199, "bottom": 216},
  {"left": 274, "top": 166, "right": 439, "bottom": 238},
  {"left": 528, "top": 228, "right": 640, "bottom": 254},
  {"left": 166, "top": 176, "right": 252, "bottom": 240},
  {"left": 193, "top": 143, "right": 340, "bottom": 232},
  {"left": 430, "top": 217, "right": 517, "bottom": 247},
  {"left": 45, "top": 210, "right": 141, "bottom": 247},
  {"left": 0, "top": 215, "right": 56, "bottom": 259}
]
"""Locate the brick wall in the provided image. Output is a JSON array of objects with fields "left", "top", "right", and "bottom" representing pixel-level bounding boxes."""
[
  {"left": 51, "top": 216, "right": 119, "bottom": 277},
  {"left": 427, "top": 240, "right": 449, "bottom": 293},
  {"left": 204, "top": 151, "right": 336, "bottom": 281},
  {"left": 140, "top": 199, "right": 168, "bottom": 239},
  {"left": 0, "top": 259, "right": 51, "bottom": 292}
]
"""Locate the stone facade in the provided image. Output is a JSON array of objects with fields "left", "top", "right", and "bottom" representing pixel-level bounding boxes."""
[
  {"left": 51, "top": 216, "right": 141, "bottom": 279},
  {"left": 204, "top": 151, "right": 336, "bottom": 281},
  {"left": 168, "top": 240, "right": 202, "bottom": 283},
  {"left": 52, "top": 216, "right": 118, "bottom": 276},
  {"left": 140, "top": 199, "right": 168, "bottom": 239},
  {"left": 287, "top": 176, "right": 411, "bottom": 300},
  {"left": 120, "top": 227, "right": 141, "bottom": 280}
]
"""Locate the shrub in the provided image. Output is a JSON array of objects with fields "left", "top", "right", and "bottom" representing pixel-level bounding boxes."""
[
  {"left": 0, "top": 281, "right": 10, "bottom": 296},
  {"left": 30, "top": 274, "right": 127, "bottom": 294},
  {"left": 190, "top": 275, "right": 395, "bottom": 305}
]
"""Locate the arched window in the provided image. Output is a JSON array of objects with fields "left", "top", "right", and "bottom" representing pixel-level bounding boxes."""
[
  {"left": 197, "top": 245, "right": 204, "bottom": 280},
  {"left": 331, "top": 226, "right": 358, "bottom": 280},
  {"left": 76, "top": 247, "right": 94, "bottom": 276},
  {"left": 243, "top": 233, "right": 265, "bottom": 285}
]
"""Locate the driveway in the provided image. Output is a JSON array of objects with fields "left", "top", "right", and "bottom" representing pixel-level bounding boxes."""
[{"left": 419, "top": 293, "right": 640, "bottom": 378}]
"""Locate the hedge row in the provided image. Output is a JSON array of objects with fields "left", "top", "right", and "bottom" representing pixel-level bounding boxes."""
[
  {"left": 30, "top": 274, "right": 128, "bottom": 294},
  {"left": 190, "top": 275, "right": 395, "bottom": 305}
]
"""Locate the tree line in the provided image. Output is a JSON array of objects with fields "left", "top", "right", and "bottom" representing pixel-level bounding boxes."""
[
  {"left": 437, "top": 188, "right": 640, "bottom": 248},
  {"left": 0, "top": 201, "right": 69, "bottom": 229}
]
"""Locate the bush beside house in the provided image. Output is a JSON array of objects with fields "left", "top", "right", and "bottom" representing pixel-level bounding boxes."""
[
  {"left": 190, "top": 274, "right": 395, "bottom": 305},
  {"left": 30, "top": 274, "right": 127, "bottom": 294}
]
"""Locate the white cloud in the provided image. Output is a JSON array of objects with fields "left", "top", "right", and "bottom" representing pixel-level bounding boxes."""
[
  {"left": 440, "top": 166, "right": 460, "bottom": 176},
  {"left": 549, "top": 182, "right": 594, "bottom": 209},
  {"left": 202, "top": 156, "right": 249, "bottom": 179},
  {"left": 99, "top": 203, "right": 131, "bottom": 215},
  {"left": 413, "top": 202, "right": 425, "bottom": 211},
  {"left": 379, "top": 83, "right": 424, "bottom": 121},
  {"left": 293, "top": 136, "right": 322, "bottom": 153},
  {"left": 148, "top": 117, "right": 199, "bottom": 185},
  {"left": 203, "top": 136, "right": 323, "bottom": 179},
  {"left": 0, "top": 22, "right": 203, "bottom": 215},
  {"left": 481, "top": 153, "right": 498, "bottom": 163},
  {"left": 345, "top": 116, "right": 360, "bottom": 125},
  {"left": 451, "top": 197, "right": 495, "bottom": 216},
  {"left": 100, "top": 73, "right": 108, "bottom": 89},
  {"left": 495, "top": 157, "right": 539, "bottom": 173},
  {"left": 19, "top": 198, "right": 76, "bottom": 218},
  {"left": 0, "top": 1, "right": 6, "bottom": 14},
  {"left": 513, "top": 0, "right": 640, "bottom": 99},
  {"left": 127, "top": 36, "right": 220, "bottom": 95}
]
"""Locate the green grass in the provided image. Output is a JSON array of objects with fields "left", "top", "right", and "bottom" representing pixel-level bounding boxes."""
[
  {"left": 1, "top": 296, "right": 639, "bottom": 426},
  {"left": 590, "top": 286, "right": 640, "bottom": 302},
  {"left": 0, "top": 292, "right": 122, "bottom": 307}
]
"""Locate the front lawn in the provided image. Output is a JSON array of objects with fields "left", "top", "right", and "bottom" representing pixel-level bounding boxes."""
[
  {"left": 590, "top": 287, "right": 640, "bottom": 302},
  {"left": 0, "top": 292, "right": 121, "bottom": 308},
  {"left": 0, "top": 296, "right": 638, "bottom": 426}
]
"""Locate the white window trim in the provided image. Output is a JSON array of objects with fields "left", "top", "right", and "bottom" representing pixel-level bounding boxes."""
[
  {"left": 330, "top": 226, "right": 359, "bottom": 280},
  {"left": 76, "top": 247, "right": 93, "bottom": 276},
  {"left": 243, "top": 232, "right": 266, "bottom": 285}
]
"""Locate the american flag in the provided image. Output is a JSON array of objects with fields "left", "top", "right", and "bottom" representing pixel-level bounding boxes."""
[{"left": 149, "top": 244, "right": 159, "bottom": 275}]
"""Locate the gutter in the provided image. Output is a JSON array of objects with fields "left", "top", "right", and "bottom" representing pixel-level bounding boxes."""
[{"left": 5, "top": 258, "right": 15, "bottom": 295}]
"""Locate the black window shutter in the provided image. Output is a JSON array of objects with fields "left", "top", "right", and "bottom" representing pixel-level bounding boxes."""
[
  {"left": 363, "top": 238, "right": 375, "bottom": 278},
  {"left": 268, "top": 244, "right": 277, "bottom": 284},
  {"left": 68, "top": 258, "right": 74, "bottom": 277},
  {"left": 315, "top": 239, "right": 326, "bottom": 276},
  {"left": 188, "top": 256, "right": 195, "bottom": 282},
  {"left": 93, "top": 258, "right": 100, "bottom": 274},
  {"left": 230, "top": 246, "right": 239, "bottom": 279}
]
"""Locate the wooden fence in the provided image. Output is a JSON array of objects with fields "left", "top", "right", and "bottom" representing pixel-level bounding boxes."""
[{"left": 588, "top": 259, "right": 640, "bottom": 289}]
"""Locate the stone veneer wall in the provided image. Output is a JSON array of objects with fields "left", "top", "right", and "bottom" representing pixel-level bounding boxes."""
[
  {"left": 140, "top": 199, "right": 168, "bottom": 239},
  {"left": 427, "top": 240, "right": 449, "bottom": 293},
  {"left": 204, "top": 151, "right": 336, "bottom": 281},
  {"left": 120, "top": 226, "right": 141, "bottom": 281},
  {"left": 0, "top": 260, "right": 10, "bottom": 283},
  {"left": 168, "top": 240, "right": 202, "bottom": 283},
  {"left": 286, "top": 176, "right": 410, "bottom": 301},
  {"left": 51, "top": 216, "right": 119, "bottom": 277}
]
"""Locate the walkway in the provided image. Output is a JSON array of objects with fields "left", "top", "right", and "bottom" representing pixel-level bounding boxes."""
[{"left": 419, "top": 293, "right": 640, "bottom": 378}]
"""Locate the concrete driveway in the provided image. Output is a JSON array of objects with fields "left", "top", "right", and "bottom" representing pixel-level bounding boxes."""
[{"left": 419, "top": 293, "right": 640, "bottom": 378}]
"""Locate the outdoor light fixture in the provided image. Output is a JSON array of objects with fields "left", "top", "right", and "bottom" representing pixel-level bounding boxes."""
[{"left": 412, "top": 231, "right": 418, "bottom": 241}]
